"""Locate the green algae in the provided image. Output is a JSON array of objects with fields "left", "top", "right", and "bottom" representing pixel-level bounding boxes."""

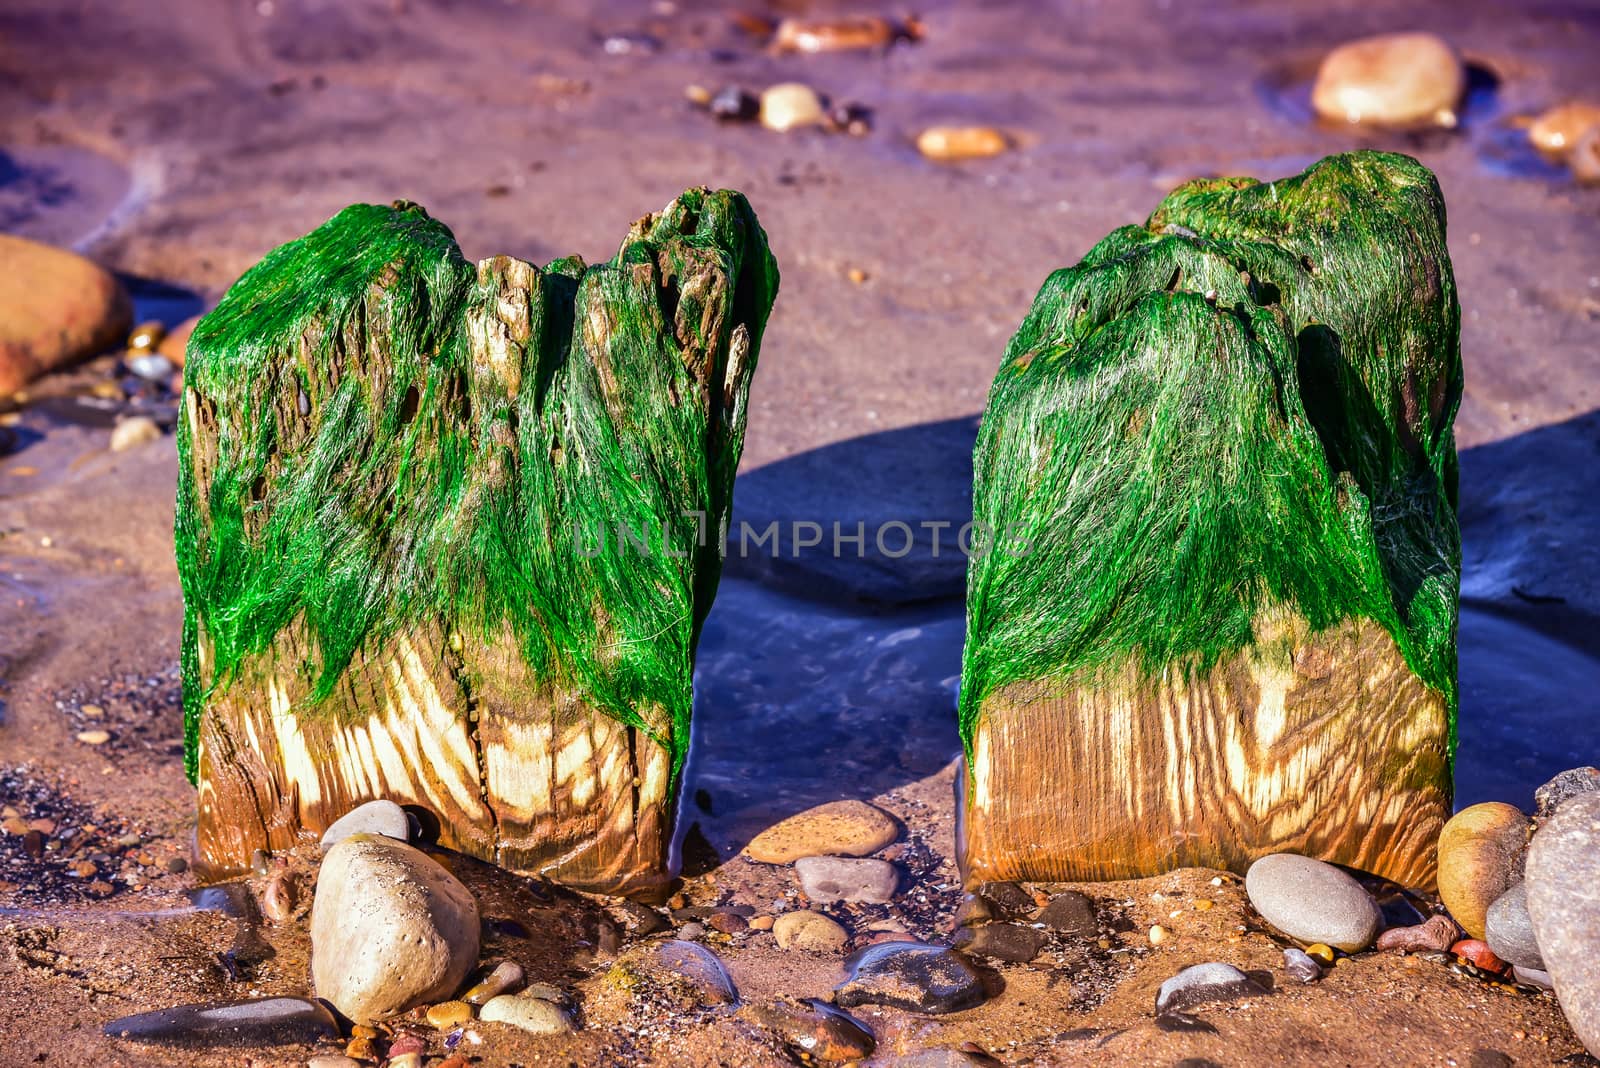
[
  {"left": 960, "top": 151, "right": 1461, "bottom": 757},
  {"left": 176, "top": 190, "right": 778, "bottom": 785}
]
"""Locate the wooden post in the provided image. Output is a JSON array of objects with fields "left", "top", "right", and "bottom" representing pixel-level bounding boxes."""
[
  {"left": 959, "top": 152, "right": 1461, "bottom": 890},
  {"left": 177, "top": 190, "right": 778, "bottom": 897}
]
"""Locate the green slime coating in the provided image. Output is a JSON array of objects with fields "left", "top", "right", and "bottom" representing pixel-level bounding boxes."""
[
  {"left": 176, "top": 190, "right": 778, "bottom": 787},
  {"left": 960, "top": 151, "right": 1461, "bottom": 759}
]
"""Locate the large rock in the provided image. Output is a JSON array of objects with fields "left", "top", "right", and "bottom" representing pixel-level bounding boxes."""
[
  {"left": 960, "top": 153, "right": 1461, "bottom": 889},
  {"left": 1485, "top": 883, "right": 1543, "bottom": 970},
  {"left": 310, "top": 835, "right": 480, "bottom": 1024},
  {"left": 1438, "top": 802, "right": 1531, "bottom": 939},
  {"left": 795, "top": 856, "right": 899, "bottom": 903},
  {"left": 1245, "top": 853, "right": 1382, "bottom": 952},
  {"left": 745, "top": 800, "right": 898, "bottom": 864},
  {"left": 1311, "top": 32, "right": 1465, "bottom": 129},
  {"left": 1527, "top": 791, "right": 1600, "bottom": 1056},
  {"left": 0, "top": 234, "right": 131, "bottom": 394}
]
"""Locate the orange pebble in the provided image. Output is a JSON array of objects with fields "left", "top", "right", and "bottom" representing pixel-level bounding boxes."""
[{"left": 1451, "top": 938, "right": 1506, "bottom": 972}]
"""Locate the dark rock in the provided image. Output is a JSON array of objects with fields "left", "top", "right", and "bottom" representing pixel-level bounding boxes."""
[
  {"left": 611, "top": 900, "right": 670, "bottom": 936},
  {"left": 1468, "top": 1050, "right": 1514, "bottom": 1068},
  {"left": 612, "top": 939, "right": 738, "bottom": 1009},
  {"left": 1376, "top": 914, "right": 1461, "bottom": 954},
  {"left": 835, "top": 941, "right": 987, "bottom": 1014},
  {"left": 1536, "top": 768, "right": 1600, "bottom": 820},
  {"left": 1485, "top": 883, "right": 1544, "bottom": 970},
  {"left": 974, "top": 881, "right": 1034, "bottom": 917},
  {"left": 952, "top": 922, "right": 1045, "bottom": 963},
  {"left": 710, "top": 86, "right": 759, "bottom": 122},
  {"left": 952, "top": 894, "right": 995, "bottom": 929},
  {"left": 1154, "top": 963, "right": 1269, "bottom": 1016},
  {"left": 103, "top": 997, "right": 338, "bottom": 1047},
  {"left": 745, "top": 997, "right": 875, "bottom": 1061},
  {"left": 1037, "top": 891, "right": 1097, "bottom": 936}
]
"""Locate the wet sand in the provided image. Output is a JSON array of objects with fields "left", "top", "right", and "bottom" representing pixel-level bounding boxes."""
[{"left": 2, "top": 0, "right": 1600, "bottom": 1064}]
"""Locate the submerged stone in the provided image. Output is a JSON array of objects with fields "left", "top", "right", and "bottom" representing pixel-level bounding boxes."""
[
  {"left": 103, "top": 997, "right": 338, "bottom": 1047},
  {"left": 834, "top": 941, "right": 987, "bottom": 1014}
]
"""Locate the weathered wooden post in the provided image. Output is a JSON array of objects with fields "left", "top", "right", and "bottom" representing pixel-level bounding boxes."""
[
  {"left": 959, "top": 152, "right": 1461, "bottom": 889},
  {"left": 177, "top": 189, "right": 778, "bottom": 897}
]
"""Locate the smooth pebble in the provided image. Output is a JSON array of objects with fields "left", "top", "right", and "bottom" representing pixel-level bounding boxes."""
[{"left": 1245, "top": 853, "right": 1381, "bottom": 952}]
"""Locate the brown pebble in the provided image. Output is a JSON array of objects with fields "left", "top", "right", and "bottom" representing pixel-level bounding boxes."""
[
  {"left": 1529, "top": 101, "right": 1600, "bottom": 156},
  {"left": 916, "top": 126, "right": 1008, "bottom": 162},
  {"left": 1310, "top": 32, "right": 1464, "bottom": 128},
  {"left": 75, "top": 729, "right": 111, "bottom": 746},
  {"left": 263, "top": 869, "right": 297, "bottom": 922},
  {"left": 127, "top": 320, "right": 166, "bottom": 352},
  {"left": 165, "top": 855, "right": 189, "bottom": 874},
  {"left": 426, "top": 1000, "right": 473, "bottom": 1030},
  {"left": 772, "top": 15, "right": 896, "bottom": 54},
  {"left": 846, "top": 268, "right": 869, "bottom": 285},
  {"left": 707, "top": 911, "right": 748, "bottom": 935},
  {"left": 1376, "top": 914, "right": 1460, "bottom": 954},
  {"left": 1571, "top": 125, "right": 1600, "bottom": 185},
  {"left": 71, "top": 860, "right": 97, "bottom": 878},
  {"left": 1, "top": 817, "right": 28, "bottom": 836},
  {"left": 749, "top": 914, "right": 775, "bottom": 931},
  {"left": 88, "top": 879, "right": 114, "bottom": 897}
]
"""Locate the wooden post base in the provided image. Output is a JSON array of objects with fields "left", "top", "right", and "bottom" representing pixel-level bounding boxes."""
[{"left": 960, "top": 612, "right": 1450, "bottom": 890}]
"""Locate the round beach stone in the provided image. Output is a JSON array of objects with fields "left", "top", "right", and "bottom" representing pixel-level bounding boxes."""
[
  {"left": 795, "top": 856, "right": 899, "bottom": 904},
  {"left": 1438, "top": 802, "right": 1531, "bottom": 940},
  {"left": 1527, "top": 791, "right": 1600, "bottom": 1056},
  {"left": 1529, "top": 103, "right": 1600, "bottom": 157},
  {"left": 479, "top": 995, "right": 575, "bottom": 1035},
  {"left": 916, "top": 126, "right": 1008, "bottom": 162},
  {"left": 310, "top": 835, "right": 480, "bottom": 1024},
  {"left": 0, "top": 234, "right": 132, "bottom": 395},
  {"left": 773, "top": 909, "right": 849, "bottom": 951},
  {"left": 746, "top": 800, "right": 898, "bottom": 864},
  {"left": 109, "top": 416, "right": 161, "bottom": 453},
  {"left": 1245, "top": 853, "right": 1381, "bottom": 952},
  {"left": 1485, "top": 882, "right": 1543, "bottom": 970},
  {"left": 1155, "top": 962, "right": 1268, "bottom": 1015},
  {"left": 1311, "top": 32, "right": 1464, "bottom": 129},
  {"left": 320, "top": 799, "right": 410, "bottom": 852},
  {"left": 760, "top": 83, "right": 825, "bottom": 132}
]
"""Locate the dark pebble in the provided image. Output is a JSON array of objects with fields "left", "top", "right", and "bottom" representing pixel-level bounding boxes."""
[
  {"left": 835, "top": 941, "right": 987, "bottom": 1015},
  {"left": 1283, "top": 947, "right": 1322, "bottom": 983},
  {"left": 1468, "top": 1050, "right": 1514, "bottom": 1068},
  {"left": 710, "top": 86, "right": 759, "bottom": 122},
  {"left": 952, "top": 922, "right": 1045, "bottom": 963},
  {"left": 1155, "top": 963, "right": 1270, "bottom": 1016},
  {"left": 103, "top": 997, "right": 338, "bottom": 1047},
  {"left": 612, "top": 900, "right": 670, "bottom": 936},
  {"left": 1037, "top": 891, "right": 1097, "bottom": 937},
  {"left": 973, "top": 881, "right": 1034, "bottom": 917},
  {"left": 746, "top": 997, "right": 875, "bottom": 1061},
  {"left": 952, "top": 894, "right": 995, "bottom": 929}
]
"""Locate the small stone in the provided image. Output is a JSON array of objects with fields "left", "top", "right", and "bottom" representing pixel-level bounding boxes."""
[
  {"left": 128, "top": 353, "right": 176, "bottom": 381},
  {"left": 70, "top": 860, "right": 97, "bottom": 878},
  {"left": 0, "top": 235, "right": 132, "bottom": 394},
  {"left": 916, "top": 126, "right": 1009, "bottom": 162},
  {"left": 1376, "top": 914, "right": 1460, "bottom": 954},
  {"left": 952, "top": 922, "right": 1044, "bottom": 963},
  {"left": 1570, "top": 126, "right": 1600, "bottom": 186},
  {"left": 463, "top": 960, "right": 524, "bottom": 1005},
  {"left": 165, "top": 855, "right": 189, "bottom": 874},
  {"left": 795, "top": 856, "right": 899, "bottom": 903},
  {"left": 159, "top": 315, "right": 201, "bottom": 367},
  {"left": 1283, "top": 947, "right": 1323, "bottom": 983},
  {"left": 760, "top": 83, "right": 825, "bottom": 133},
  {"left": 973, "top": 881, "right": 1034, "bottom": 917},
  {"left": 952, "top": 894, "right": 995, "bottom": 929},
  {"left": 748, "top": 800, "right": 899, "bottom": 864},
  {"left": 707, "top": 911, "right": 747, "bottom": 935},
  {"left": 1485, "top": 883, "right": 1544, "bottom": 970},
  {"left": 426, "top": 1000, "right": 473, "bottom": 1030},
  {"left": 1452, "top": 939, "right": 1507, "bottom": 973},
  {"left": 749, "top": 914, "right": 775, "bottom": 931},
  {"left": 479, "top": 995, "right": 575, "bottom": 1035},
  {"left": 1529, "top": 104, "right": 1600, "bottom": 157},
  {"left": 128, "top": 320, "right": 166, "bottom": 352},
  {"left": 1303, "top": 943, "right": 1335, "bottom": 966},
  {"left": 1147, "top": 925, "right": 1169, "bottom": 946},
  {"left": 1245, "top": 853, "right": 1382, "bottom": 952},
  {"left": 684, "top": 84, "right": 712, "bottom": 107},
  {"left": 610, "top": 899, "right": 670, "bottom": 936},
  {"left": 677, "top": 921, "right": 706, "bottom": 941},
  {"left": 76, "top": 729, "right": 112, "bottom": 745},
  {"left": 744, "top": 997, "right": 876, "bottom": 1061},
  {"left": 1469, "top": 1051, "right": 1514, "bottom": 1068},
  {"left": 307, "top": 1055, "right": 362, "bottom": 1068},
  {"left": 1154, "top": 962, "right": 1269, "bottom": 1016},
  {"left": 834, "top": 941, "right": 987, "bottom": 1014},
  {"left": 1037, "top": 890, "right": 1097, "bottom": 936},
  {"left": 0, "top": 817, "right": 26, "bottom": 836},
  {"left": 1438, "top": 802, "right": 1531, "bottom": 939},
  {"left": 1310, "top": 32, "right": 1464, "bottom": 128},
  {"left": 319, "top": 799, "right": 409, "bottom": 851},
  {"left": 709, "top": 85, "right": 760, "bottom": 123},
  {"left": 262, "top": 870, "right": 297, "bottom": 923},
  {"left": 774, "top": 909, "right": 848, "bottom": 951},
  {"left": 520, "top": 982, "right": 564, "bottom": 1003},
  {"left": 81, "top": 704, "right": 104, "bottom": 718},
  {"left": 103, "top": 997, "right": 339, "bottom": 1047},
  {"left": 311, "top": 836, "right": 480, "bottom": 1024},
  {"left": 110, "top": 417, "right": 161, "bottom": 452},
  {"left": 1513, "top": 964, "right": 1555, "bottom": 990},
  {"left": 772, "top": 15, "right": 896, "bottom": 54}
]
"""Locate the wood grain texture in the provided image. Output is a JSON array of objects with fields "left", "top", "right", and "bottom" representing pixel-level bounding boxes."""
[{"left": 961, "top": 611, "right": 1450, "bottom": 890}]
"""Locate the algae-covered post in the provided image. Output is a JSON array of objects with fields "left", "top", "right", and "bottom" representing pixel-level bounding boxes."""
[
  {"left": 176, "top": 190, "right": 778, "bottom": 897},
  {"left": 960, "top": 152, "right": 1461, "bottom": 889}
]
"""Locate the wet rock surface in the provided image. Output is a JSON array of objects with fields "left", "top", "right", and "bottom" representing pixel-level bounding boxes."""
[
  {"left": 745, "top": 800, "right": 899, "bottom": 864},
  {"left": 834, "top": 941, "right": 987, "bottom": 1014},
  {"left": 745, "top": 997, "right": 876, "bottom": 1061},
  {"left": 609, "top": 939, "right": 738, "bottom": 1010},
  {"left": 795, "top": 855, "right": 899, "bottom": 903},
  {"left": 102, "top": 997, "right": 339, "bottom": 1047},
  {"left": 952, "top": 921, "right": 1045, "bottom": 962}
]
